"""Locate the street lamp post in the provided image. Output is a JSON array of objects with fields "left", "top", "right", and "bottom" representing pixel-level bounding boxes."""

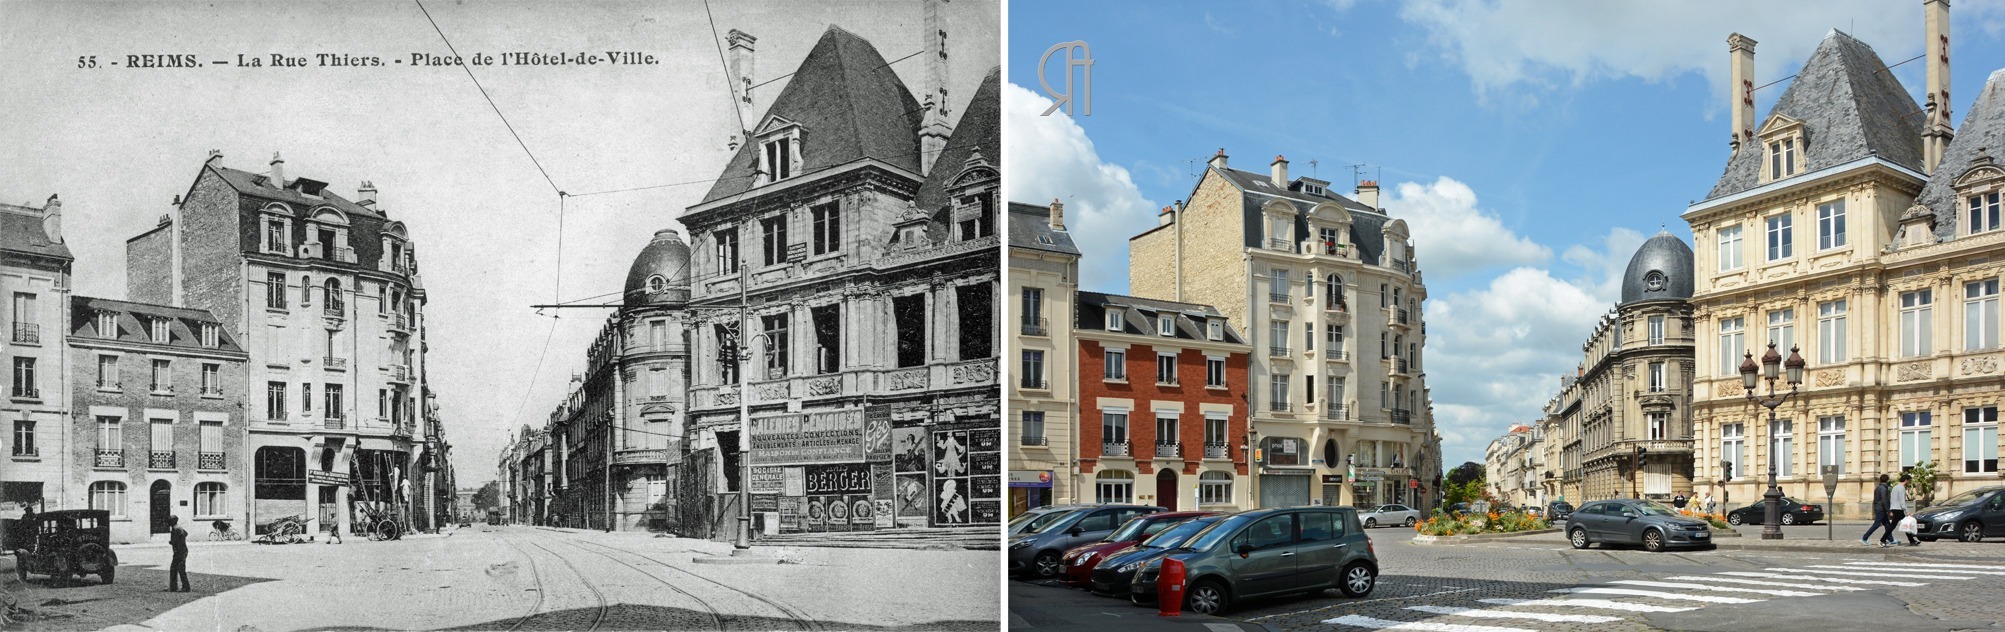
[{"left": 1738, "top": 341, "right": 1805, "bottom": 541}]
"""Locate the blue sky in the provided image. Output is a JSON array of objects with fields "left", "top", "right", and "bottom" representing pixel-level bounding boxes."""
[{"left": 1004, "top": 0, "right": 2005, "bottom": 470}]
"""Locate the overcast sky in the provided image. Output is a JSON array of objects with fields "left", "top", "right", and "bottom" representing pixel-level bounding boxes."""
[{"left": 0, "top": 0, "right": 999, "bottom": 489}]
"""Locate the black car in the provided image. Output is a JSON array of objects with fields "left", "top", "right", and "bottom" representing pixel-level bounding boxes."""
[
  {"left": 1724, "top": 497, "right": 1824, "bottom": 526},
  {"left": 1547, "top": 501, "right": 1575, "bottom": 521},
  {"left": 1915, "top": 486, "right": 2005, "bottom": 542},
  {"left": 1088, "top": 515, "right": 1224, "bottom": 597},
  {"left": 10, "top": 510, "right": 117, "bottom": 584}
]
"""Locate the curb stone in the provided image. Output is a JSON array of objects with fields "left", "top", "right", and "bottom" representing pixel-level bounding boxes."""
[{"left": 1411, "top": 528, "right": 1560, "bottom": 544}]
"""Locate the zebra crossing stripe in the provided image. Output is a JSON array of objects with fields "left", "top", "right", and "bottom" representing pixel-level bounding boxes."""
[
  {"left": 1804, "top": 564, "right": 2005, "bottom": 576},
  {"left": 1478, "top": 598, "right": 1698, "bottom": 613},
  {"left": 1718, "top": 571, "right": 1925, "bottom": 587},
  {"left": 1406, "top": 605, "right": 1623, "bottom": 624},
  {"left": 1606, "top": 580, "right": 1820, "bottom": 597},
  {"left": 1552, "top": 587, "right": 1764, "bottom": 604},
  {"left": 1321, "top": 614, "right": 1536, "bottom": 632},
  {"left": 1773, "top": 567, "right": 1974, "bottom": 580},
  {"left": 1662, "top": 575, "right": 1866, "bottom": 591},
  {"left": 1837, "top": 562, "right": 2005, "bottom": 574}
]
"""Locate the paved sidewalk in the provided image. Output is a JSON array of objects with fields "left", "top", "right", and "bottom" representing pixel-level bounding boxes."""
[{"left": 1011, "top": 579, "right": 1269, "bottom": 632}]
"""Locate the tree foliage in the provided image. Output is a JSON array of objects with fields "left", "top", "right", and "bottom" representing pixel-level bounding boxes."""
[
  {"left": 1447, "top": 461, "right": 1484, "bottom": 488},
  {"left": 1908, "top": 460, "right": 1940, "bottom": 508},
  {"left": 472, "top": 481, "right": 501, "bottom": 512}
]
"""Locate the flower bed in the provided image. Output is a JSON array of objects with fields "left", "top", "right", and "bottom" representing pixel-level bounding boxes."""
[{"left": 1413, "top": 510, "right": 1549, "bottom": 536}]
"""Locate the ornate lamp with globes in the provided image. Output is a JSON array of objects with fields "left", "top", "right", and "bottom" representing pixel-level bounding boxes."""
[{"left": 1738, "top": 341, "right": 1805, "bottom": 540}]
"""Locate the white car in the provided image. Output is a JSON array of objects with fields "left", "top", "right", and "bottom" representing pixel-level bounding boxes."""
[{"left": 1359, "top": 503, "right": 1422, "bottom": 528}]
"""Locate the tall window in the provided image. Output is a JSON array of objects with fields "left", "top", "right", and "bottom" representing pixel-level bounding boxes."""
[
  {"left": 1718, "top": 225, "right": 1744, "bottom": 271},
  {"left": 1970, "top": 192, "right": 2002, "bottom": 235},
  {"left": 956, "top": 283, "right": 992, "bottom": 360},
  {"left": 760, "top": 215, "right": 788, "bottom": 266},
  {"left": 956, "top": 193, "right": 996, "bottom": 241},
  {"left": 1205, "top": 414, "right": 1227, "bottom": 448},
  {"left": 1768, "top": 138, "right": 1796, "bottom": 179},
  {"left": 325, "top": 384, "right": 344, "bottom": 419},
  {"left": 1158, "top": 315, "right": 1175, "bottom": 337},
  {"left": 1817, "top": 200, "right": 1847, "bottom": 249},
  {"left": 12, "top": 419, "right": 35, "bottom": 456},
  {"left": 714, "top": 324, "right": 740, "bottom": 385},
  {"left": 1767, "top": 309, "right": 1794, "bottom": 353},
  {"left": 1096, "top": 470, "right": 1134, "bottom": 504},
  {"left": 1327, "top": 323, "right": 1344, "bottom": 351},
  {"left": 9, "top": 357, "right": 33, "bottom": 398},
  {"left": 1718, "top": 317, "right": 1745, "bottom": 375},
  {"left": 1156, "top": 353, "right": 1177, "bottom": 385},
  {"left": 1270, "top": 269, "right": 1290, "bottom": 302},
  {"left": 96, "top": 355, "right": 117, "bottom": 389},
  {"left": 264, "top": 217, "right": 287, "bottom": 252},
  {"left": 762, "top": 137, "right": 794, "bottom": 181},
  {"left": 1303, "top": 322, "right": 1314, "bottom": 351},
  {"left": 1721, "top": 423, "right": 1744, "bottom": 481},
  {"left": 96, "top": 416, "right": 120, "bottom": 450},
  {"left": 1199, "top": 471, "right": 1233, "bottom": 505},
  {"left": 200, "top": 323, "right": 219, "bottom": 348},
  {"left": 761, "top": 313, "right": 790, "bottom": 379},
  {"left": 1269, "top": 373, "right": 1291, "bottom": 411},
  {"left": 810, "top": 203, "right": 840, "bottom": 255},
  {"left": 1817, "top": 300, "right": 1847, "bottom": 364},
  {"left": 89, "top": 482, "right": 126, "bottom": 517},
  {"left": 301, "top": 383, "right": 312, "bottom": 413},
  {"left": 1103, "top": 349, "right": 1126, "bottom": 380},
  {"left": 149, "top": 317, "right": 169, "bottom": 343},
  {"left": 812, "top": 304, "right": 840, "bottom": 374},
  {"left": 1901, "top": 290, "right": 1934, "bottom": 358},
  {"left": 715, "top": 229, "right": 740, "bottom": 274},
  {"left": 1156, "top": 413, "right": 1178, "bottom": 446},
  {"left": 1817, "top": 416, "right": 1846, "bottom": 475},
  {"left": 893, "top": 294, "right": 925, "bottom": 368},
  {"left": 325, "top": 278, "right": 344, "bottom": 315},
  {"left": 1966, "top": 279, "right": 1999, "bottom": 351},
  {"left": 1325, "top": 274, "right": 1344, "bottom": 308},
  {"left": 1270, "top": 320, "right": 1289, "bottom": 354},
  {"left": 1964, "top": 407, "right": 1998, "bottom": 474},
  {"left": 150, "top": 359, "right": 171, "bottom": 393},
  {"left": 1267, "top": 216, "right": 1290, "bottom": 246},
  {"left": 1102, "top": 411, "right": 1129, "bottom": 448},
  {"left": 1205, "top": 357, "right": 1226, "bottom": 387},
  {"left": 1766, "top": 214, "right": 1793, "bottom": 261},
  {"left": 1648, "top": 315, "right": 1665, "bottom": 345},
  {"left": 1020, "top": 350, "right": 1044, "bottom": 389},
  {"left": 1770, "top": 419, "right": 1794, "bottom": 477},
  {"left": 267, "top": 381, "right": 287, "bottom": 419},
  {"left": 266, "top": 272, "right": 287, "bottom": 309},
  {"left": 195, "top": 483, "right": 226, "bottom": 517},
  {"left": 1647, "top": 412, "right": 1667, "bottom": 440},
  {"left": 1020, "top": 411, "right": 1045, "bottom": 444},
  {"left": 1900, "top": 411, "right": 1933, "bottom": 469},
  {"left": 1648, "top": 362, "right": 1665, "bottom": 392},
  {"left": 1021, "top": 288, "right": 1042, "bottom": 332},
  {"left": 199, "top": 421, "right": 221, "bottom": 457},
  {"left": 95, "top": 311, "right": 117, "bottom": 338}
]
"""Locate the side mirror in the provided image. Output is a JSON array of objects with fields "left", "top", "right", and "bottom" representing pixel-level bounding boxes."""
[
  {"left": 1621, "top": 511, "right": 1639, "bottom": 519},
  {"left": 1067, "top": 527, "right": 1083, "bottom": 537},
  {"left": 1235, "top": 544, "right": 1254, "bottom": 558}
]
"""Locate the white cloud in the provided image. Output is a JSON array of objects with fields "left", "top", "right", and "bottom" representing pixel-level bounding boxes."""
[
  {"left": 1004, "top": 82, "right": 1162, "bottom": 293},
  {"left": 1385, "top": 176, "right": 1550, "bottom": 278}
]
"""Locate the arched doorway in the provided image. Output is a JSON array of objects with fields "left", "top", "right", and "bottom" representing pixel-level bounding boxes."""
[
  {"left": 1155, "top": 469, "right": 1179, "bottom": 511},
  {"left": 150, "top": 480, "right": 172, "bottom": 534}
]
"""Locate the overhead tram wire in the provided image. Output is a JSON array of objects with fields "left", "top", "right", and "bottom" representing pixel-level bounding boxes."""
[
  {"left": 703, "top": 0, "right": 751, "bottom": 140},
  {"left": 414, "top": 0, "right": 562, "bottom": 196}
]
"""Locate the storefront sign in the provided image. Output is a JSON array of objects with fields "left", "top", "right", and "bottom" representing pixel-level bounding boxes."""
[
  {"left": 749, "top": 466, "right": 784, "bottom": 494},
  {"left": 1009, "top": 470, "right": 1053, "bottom": 487},
  {"left": 751, "top": 494, "right": 779, "bottom": 513},
  {"left": 1320, "top": 474, "right": 1343, "bottom": 484},
  {"left": 805, "top": 463, "right": 871, "bottom": 495},
  {"left": 307, "top": 470, "right": 350, "bottom": 486},
  {"left": 750, "top": 410, "right": 865, "bottom": 466}
]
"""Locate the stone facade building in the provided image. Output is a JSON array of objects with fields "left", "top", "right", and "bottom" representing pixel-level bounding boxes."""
[
  {"left": 1128, "top": 151, "right": 1442, "bottom": 510},
  {"left": 1686, "top": 5, "right": 2005, "bottom": 519},
  {"left": 1008, "top": 200, "right": 1080, "bottom": 515},
  {"left": 3, "top": 196, "right": 71, "bottom": 519}
]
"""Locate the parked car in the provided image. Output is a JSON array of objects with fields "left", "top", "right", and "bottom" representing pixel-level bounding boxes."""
[
  {"left": 1008, "top": 504, "right": 1088, "bottom": 538},
  {"left": 1009, "top": 505, "right": 1162, "bottom": 578},
  {"left": 1089, "top": 515, "right": 1226, "bottom": 597},
  {"left": 10, "top": 510, "right": 117, "bottom": 584},
  {"left": 1566, "top": 499, "right": 1711, "bottom": 552},
  {"left": 1915, "top": 485, "right": 2005, "bottom": 542},
  {"left": 1130, "top": 506, "right": 1378, "bottom": 615},
  {"left": 1546, "top": 501, "right": 1575, "bottom": 521},
  {"left": 1358, "top": 504, "right": 1422, "bottom": 529},
  {"left": 1723, "top": 497, "right": 1825, "bottom": 526},
  {"left": 1060, "top": 511, "right": 1215, "bottom": 587}
]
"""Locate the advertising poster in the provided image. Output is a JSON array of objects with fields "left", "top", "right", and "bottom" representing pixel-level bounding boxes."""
[
  {"left": 805, "top": 463, "right": 871, "bottom": 495},
  {"left": 894, "top": 474, "right": 928, "bottom": 520},
  {"left": 750, "top": 410, "right": 865, "bottom": 466},
  {"left": 824, "top": 495, "right": 851, "bottom": 532},
  {"left": 971, "top": 473, "right": 1001, "bottom": 499},
  {"left": 873, "top": 500, "right": 895, "bottom": 528},
  {"left": 892, "top": 427, "right": 928, "bottom": 473},
  {"left": 749, "top": 466, "right": 783, "bottom": 494},
  {"left": 934, "top": 477, "right": 971, "bottom": 525},
  {"left": 864, "top": 405, "right": 894, "bottom": 462},
  {"left": 972, "top": 499, "right": 1001, "bottom": 525},
  {"left": 751, "top": 494, "right": 778, "bottom": 513},
  {"left": 783, "top": 466, "right": 806, "bottom": 497},
  {"left": 849, "top": 495, "right": 873, "bottom": 526},
  {"left": 970, "top": 428, "right": 1000, "bottom": 452},
  {"left": 779, "top": 496, "right": 804, "bottom": 533},
  {"left": 805, "top": 496, "right": 826, "bottom": 529}
]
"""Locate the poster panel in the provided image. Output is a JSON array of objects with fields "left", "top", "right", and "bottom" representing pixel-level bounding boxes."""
[
  {"left": 934, "top": 477, "right": 971, "bottom": 525},
  {"left": 750, "top": 410, "right": 865, "bottom": 466},
  {"left": 805, "top": 463, "right": 871, "bottom": 495},
  {"left": 782, "top": 466, "right": 806, "bottom": 497},
  {"left": 894, "top": 474, "right": 928, "bottom": 519},
  {"left": 864, "top": 405, "right": 894, "bottom": 462},
  {"left": 779, "top": 496, "right": 804, "bottom": 533},
  {"left": 749, "top": 466, "right": 783, "bottom": 494},
  {"left": 892, "top": 427, "right": 927, "bottom": 473}
]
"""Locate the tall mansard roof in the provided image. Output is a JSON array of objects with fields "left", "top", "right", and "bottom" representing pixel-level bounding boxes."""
[
  {"left": 623, "top": 229, "right": 692, "bottom": 307},
  {"left": 1620, "top": 230, "right": 1694, "bottom": 306},
  {"left": 1915, "top": 69, "right": 2005, "bottom": 241},
  {"left": 1705, "top": 30, "right": 1923, "bottom": 201}
]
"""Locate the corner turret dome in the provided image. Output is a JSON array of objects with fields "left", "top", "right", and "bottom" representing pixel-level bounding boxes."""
[
  {"left": 624, "top": 228, "right": 691, "bottom": 307},
  {"left": 1620, "top": 230, "right": 1694, "bottom": 306}
]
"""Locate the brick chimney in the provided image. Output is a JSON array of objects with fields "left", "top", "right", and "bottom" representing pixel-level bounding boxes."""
[
  {"left": 1355, "top": 180, "right": 1380, "bottom": 211},
  {"left": 358, "top": 181, "right": 377, "bottom": 206},
  {"left": 1208, "top": 148, "right": 1228, "bottom": 170},
  {"left": 918, "top": 0, "right": 952, "bottom": 175},
  {"left": 269, "top": 151, "right": 286, "bottom": 187},
  {"left": 1728, "top": 33, "right": 1757, "bottom": 154},
  {"left": 40, "top": 194, "right": 62, "bottom": 244},
  {"left": 1924, "top": 0, "right": 1954, "bottom": 173},
  {"left": 1048, "top": 198, "right": 1065, "bottom": 230},
  {"left": 1271, "top": 155, "right": 1289, "bottom": 187},
  {"left": 727, "top": 29, "right": 756, "bottom": 108}
]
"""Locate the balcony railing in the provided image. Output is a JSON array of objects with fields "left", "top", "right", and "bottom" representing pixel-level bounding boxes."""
[
  {"left": 149, "top": 451, "right": 175, "bottom": 469},
  {"left": 94, "top": 449, "right": 123, "bottom": 468},
  {"left": 1397, "top": 309, "right": 1410, "bottom": 324},
  {"left": 1325, "top": 302, "right": 1347, "bottom": 313},
  {"left": 1391, "top": 408, "right": 1412, "bottom": 425},
  {"left": 1155, "top": 442, "right": 1181, "bottom": 458},
  {"left": 1020, "top": 318, "right": 1048, "bottom": 336},
  {"left": 1327, "top": 404, "right": 1347, "bottom": 420},
  {"left": 325, "top": 357, "right": 347, "bottom": 370},
  {"left": 1270, "top": 402, "right": 1293, "bottom": 412},
  {"left": 1267, "top": 238, "right": 1292, "bottom": 252},
  {"left": 1392, "top": 259, "right": 1410, "bottom": 274},
  {"left": 1021, "top": 376, "right": 1047, "bottom": 389},
  {"left": 388, "top": 365, "right": 410, "bottom": 382},
  {"left": 1325, "top": 349, "right": 1347, "bottom": 361},
  {"left": 1020, "top": 435, "right": 1049, "bottom": 447},
  {"left": 1269, "top": 291, "right": 1290, "bottom": 304},
  {"left": 324, "top": 418, "right": 345, "bottom": 430},
  {"left": 10, "top": 322, "right": 39, "bottom": 344},
  {"left": 198, "top": 452, "right": 225, "bottom": 470},
  {"left": 1102, "top": 441, "right": 1131, "bottom": 457},
  {"left": 1204, "top": 442, "right": 1229, "bottom": 459},
  {"left": 1269, "top": 345, "right": 1290, "bottom": 357},
  {"left": 1396, "top": 358, "right": 1411, "bottom": 374}
]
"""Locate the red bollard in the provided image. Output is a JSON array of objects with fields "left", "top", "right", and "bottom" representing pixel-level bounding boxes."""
[{"left": 1157, "top": 557, "right": 1187, "bottom": 617}]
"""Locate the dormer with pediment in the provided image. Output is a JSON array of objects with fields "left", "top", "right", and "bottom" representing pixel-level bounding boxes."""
[
  {"left": 1756, "top": 114, "right": 1808, "bottom": 185},
  {"left": 889, "top": 201, "right": 934, "bottom": 253},
  {"left": 946, "top": 148, "right": 998, "bottom": 243},
  {"left": 1305, "top": 201, "right": 1353, "bottom": 257},
  {"left": 300, "top": 206, "right": 357, "bottom": 264},
  {"left": 1258, "top": 198, "right": 1298, "bottom": 251},
  {"left": 379, "top": 220, "right": 412, "bottom": 275},
  {"left": 1950, "top": 151, "right": 2005, "bottom": 238},
  {"left": 255, "top": 202, "right": 295, "bottom": 257},
  {"left": 752, "top": 114, "right": 804, "bottom": 187}
]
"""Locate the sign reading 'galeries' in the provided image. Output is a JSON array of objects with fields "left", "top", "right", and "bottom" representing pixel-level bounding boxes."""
[{"left": 750, "top": 410, "right": 865, "bottom": 465}]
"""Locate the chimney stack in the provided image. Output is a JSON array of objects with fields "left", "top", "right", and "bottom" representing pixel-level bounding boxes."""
[
  {"left": 1271, "top": 155, "right": 1289, "bottom": 187},
  {"left": 1728, "top": 33, "right": 1757, "bottom": 154},
  {"left": 40, "top": 194, "right": 63, "bottom": 244},
  {"left": 1924, "top": 0, "right": 1954, "bottom": 173},
  {"left": 1158, "top": 204, "right": 1176, "bottom": 226},
  {"left": 358, "top": 181, "right": 378, "bottom": 206},
  {"left": 206, "top": 149, "right": 223, "bottom": 166},
  {"left": 727, "top": 29, "right": 757, "bottom": 109},
  {"left": 918, "top": 0, "right": 952, "bottom": 175},
  {"left": 1208, "top": 148, "right": 1228, "bottom": 170},
  {"left": 1355, "top": 180, "right": 1380, "bottom": 211},
  {"left": 269, "top": 151, "right": 286, "bottom": 187},
  {"left": 1048, "top": 198, "right": 1065, "bottom": 230}
]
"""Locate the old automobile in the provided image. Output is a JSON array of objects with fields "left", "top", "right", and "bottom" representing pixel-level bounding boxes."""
[{"left": 11, "top": 509, "right": 118, "bottom": 584}]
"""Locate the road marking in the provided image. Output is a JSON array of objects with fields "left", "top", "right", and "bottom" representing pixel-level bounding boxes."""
[
  {"left": 1478, "top": 598, "right": 1698, "bottom": 613},
  {"left": 1807, "top": 563, "right": 2005, "bottom": 576},
  {"left": 1406, "top": 605, "right": 1623, "bottom": 624},
  {"left": 1244, "top": 587, "right": 1478, "bottom": 622},
  {"left": 1551, "top": 587, "right": 1763, "bottom": 603},
  {"left": 1661, "top": 575, "right": 1865, "bottom": 591},
  {"left": 1322, "top": 614, "right": 1536, "bottom": 632},
  {"left": 1203, "top": 624, "right": 1243, "bottom": 632},
  {"left": 1606, "top": 580, "right": 1819, "bottom": 597},
  {"left": 1718, "top": 571, "right": 1925, "bottom": 587},
  {"left": 1839, "top": 561, "right": 2005, "bottom": 573},
  {"left": 1772, "top": 567, "right": 1973, "bottom": 580}
]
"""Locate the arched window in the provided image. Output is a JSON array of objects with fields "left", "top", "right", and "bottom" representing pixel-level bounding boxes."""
[
  {"left": 300, "top": 274, "right": 313, "bottom": 306},
  {"left": 89, "top": 481, "right": 126, "bottom": 517},
  {"left": 1198, "top": 470, "right": 1233, "bottom": 505},
  {"left": 1095, "top": 469, "right": 1134, "bottom": 504},
  {"left": 324, "top": 278, "right": 344, "bottom": 315},
  {"left": 195, "top": 482, "right": 227, "bottom": 517}
]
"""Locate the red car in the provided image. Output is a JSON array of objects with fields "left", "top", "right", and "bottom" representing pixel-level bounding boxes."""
[{"left": 1059, "top": 511, "right": 1215, "bottom": 587}]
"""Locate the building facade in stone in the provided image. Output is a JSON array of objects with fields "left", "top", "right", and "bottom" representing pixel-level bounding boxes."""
[
  {"left": 1074, "top": 292, "right": 1253, "bottom": 512},
  {"left": 3, "top": 196, "right": 71, "bottom": 520},
  {"left": 677, "top": 17, "right": 1001, "bottom": 536},
  {"left": 1579, "top": 233, "right": 1698, "bottom": 502},
  {"left": 126, "top": 152, "right": 433, "bottom": 539},
  {"left": 1008, "top": 200, "right": 1080, "bottom": 515},
  {"left": 1687, "top": 4, "right": 2005, "bottom": 519},
  {"left": 1129, "top": 151, "right": 1442, "bottom": 510}
]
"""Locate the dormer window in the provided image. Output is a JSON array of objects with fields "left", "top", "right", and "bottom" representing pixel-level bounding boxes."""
[
  {"left": 96, "top": 311, "right": 118, "bottom": 338},
  {"left": 1104, "top": 308, "right": 1123, "bottom": 331},
  {"left": 752, "top": 116, "right": 804, "bottom": 186},
  {"left": 200, "top": 323, "right": 219, "bottom": 348},
  {"left": 1157, "top": 315, "right": 1175, "bottom": 336},
  {"left": 715, "top": 228, "right": 740, "bottom": 274},
  {"left": 1767, "top": 138, "right": 1796, "bottom": 180},
  {"left": 763, "top": 138, "right": 795, "bottom": 181},
  {"left": 646, "top": 275, "right": 667, "bottom": 294},
  {"left": 956, "top": 193, "right": 995, "bottom": 241},
  {"left": 259, "top": 209, "right": 293, "bottom": 256},
  {"left": 149, "top": 318, "right": 169, "bottom": 344},
  {"left": 1207, "top": 320, "right": 1224, "bottom": 341},
  {"left": 1969, "top": 192, "right": 2001, "bottom": 235},
  {"left": 1757, "top": 115, "right": 1806, "bottom": 184},
  {"left": 1303, "top": 183, "right": 1324, "bottom": 195}
]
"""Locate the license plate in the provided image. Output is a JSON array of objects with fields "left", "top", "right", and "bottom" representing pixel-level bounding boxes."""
[{"left": 1694, "top": 531, "right": 1710, "bottom": 539}]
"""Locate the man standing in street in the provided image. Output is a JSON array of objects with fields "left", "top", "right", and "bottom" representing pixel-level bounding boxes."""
[
  {"left": 166, "top": 515, "right": 190, "bottom": 592},
  {"left": 1887, "top": 474, "right": 1912, "bottom": 547},
  {"left": 1862, "top": 474, "right": 1892, "bottom": 546},
  {"left": 1672, "top": 493, "right": 1688, "bottom": 511}
]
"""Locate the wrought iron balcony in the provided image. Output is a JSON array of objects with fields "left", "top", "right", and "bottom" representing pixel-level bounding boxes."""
[
  {"left": 149, "top": 451, "right": 175, "bottom": 469},
  {"left": 1391, "top": 408, "right": 1412, "bottom": 425},
  {"left": 1102, "top": 441, "right": 1131, "bottom": 457},
  {"left": 1325, "top": 301, "right": 1348, "bottom": 313},
  {"left": 10, "top": 322, "right": 39, "bottom": 344},
  {"left": 1267, "top": 238, "right": 1292, "bottom": 252},
  {"left": 94, "top": 449, "right": 123, "bottom": 468},
  {"left": 1020, "top": 318, "right": 1048, "bottom": 336},
  {"left": 1269, "top": 291, "right": 1290, "bottom": 304},
  {"left": 1270, "top": 402, "right": 1293, "bottom": 412},
  {"left": 1269, "top": 345, "right": 1289, "bottom": 357},
  {"left": 1325, "top": 349, "right": 1347, "bottom": 361},
  {"left": 1020, "top": 435, "right": 1048, "bottom": 447},
  {"left": 1396, "top": 358, "right": 1411, "bottom": 374},
  {"left": 1392, "top": 259, "right": 1410, "bottom": 274},
  {"left": 198, "top": 452, "right": 225, "bottom": 470},
  {"left": 1204, "top": 442, "right": 1229, "bottom": 459},
  {"left": 1021, "top": 376, "right": 1047, "bottom": 389},
  {"left": 1155, "top": 442, "right": 1181, "bottom": 458},
  {"left": 1397, "top": 309, "right": 1410, "bottom": 324},
  {"left": 1327, "top": 404, "right": 1347, "bottom": 420}
]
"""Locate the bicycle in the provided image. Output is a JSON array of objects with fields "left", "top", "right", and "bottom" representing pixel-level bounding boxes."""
[
  {"left": 255, "top": 516, "right": 306, "bottom": 545},
  {"left": 207, "top": 520, "right": 244, "bottom": 542}
]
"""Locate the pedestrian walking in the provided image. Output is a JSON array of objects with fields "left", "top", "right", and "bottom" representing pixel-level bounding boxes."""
[
  {"left": 1862, "top": 474, "right": 1892, "bottom": 545},
  {"left": 1702, "top": 492, "right": 1715, "bottom": 514},
  {"left": 166, "top": 515, "right": 191, "bottom": 592},
  {"left": 1885, "top": 474, "right": 1911, "bottom": 548}
]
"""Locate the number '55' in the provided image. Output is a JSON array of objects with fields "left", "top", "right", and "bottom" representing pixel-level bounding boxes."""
[{"left": 78, "top": 56, "right": 96, "bottom": 68}]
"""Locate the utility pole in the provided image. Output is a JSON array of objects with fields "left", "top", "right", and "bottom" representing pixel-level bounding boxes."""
[{"left": 734, "top": 264, "right": 754, "bottom": 550}]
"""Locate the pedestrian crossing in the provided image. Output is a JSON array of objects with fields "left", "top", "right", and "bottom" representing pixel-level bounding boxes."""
[{"left": 1321, "top": 559, "right": 1993, "bottom": 631}]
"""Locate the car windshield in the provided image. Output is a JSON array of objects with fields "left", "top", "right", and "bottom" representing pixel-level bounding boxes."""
[
  {"left": 1935, "top": 489, "right": 1994, "bottom": 508},
  {"left": 1142, "top": 517, "right": 1220, "bottom": 548},
  {"left": 1012, "top": 509, "right": 1076, "bottom": 535},
  {"left": 1180, "top": 514, "right": 1255, "bottom": 552},
  {"left": 1106, "top": 516, "right": 1159, "bottom": 542},
  {"left": 1633, "top": 501, "right": 1679, "bottom": 516},
  {"left": 1551, "top": 502, "right": 1573, "bottom": 510}
]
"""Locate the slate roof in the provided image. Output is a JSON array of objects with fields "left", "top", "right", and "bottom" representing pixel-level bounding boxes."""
[
  {"left": 1214, "top": 167, "right": 1390, "bottom": 266},
  {"left": 914, "top": 67, "right": 1001, "bottom": 212},
  {"left": 1075, "top": 291, "right": 1247, "bottom": 346},
  {"left": 1619, "top": 231, "right": 1695, "bottom": 305},
  {"left": 69, "top": 296, "right": 244, "bottom": 355},
  {"left": 0, "top": 202, "right": 71, "bottom": 261},
  {"left": 210, "top": 165, "right": 386, "bottom": 220},
  {"left": 1007, "top": 201, "right": 1080, "bottom": 256},
  {"left": 1915, "top": 69, "right": 2005, "bottom": 240},
  {"left": 623, "top": 229, "right": 692, "bottom": 307},
  {"left": 699, "top": 26, "right": 924, "bottom": 204},
  {"left": 1705, "top": 30, "right": 1923, "bottom": 201}
]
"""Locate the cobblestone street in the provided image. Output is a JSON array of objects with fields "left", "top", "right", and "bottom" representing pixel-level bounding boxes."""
[{"left": 4, "top": 526, "right": 999, "bottom": 631}]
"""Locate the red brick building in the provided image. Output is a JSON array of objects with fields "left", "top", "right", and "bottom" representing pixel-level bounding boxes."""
[{"left": 1075, "top": 292, "right": 1251, "bottom": 511}]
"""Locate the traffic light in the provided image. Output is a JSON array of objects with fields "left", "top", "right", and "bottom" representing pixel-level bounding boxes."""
[
  {"left": 1723, "top": 461, "right": 1734, "bottom": 480},
  {"left": 1636, "top": 447, "right": 1649, "bottom": 468}
]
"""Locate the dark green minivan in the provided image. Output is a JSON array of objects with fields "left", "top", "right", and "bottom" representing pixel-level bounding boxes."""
[{"left": 1129, "top": 506, "right": 1377, "bottom": 615}]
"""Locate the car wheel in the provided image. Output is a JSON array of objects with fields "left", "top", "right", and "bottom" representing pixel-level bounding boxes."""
[
  {"left": 1404, "top": 517, "right": 1417, "bottom": 527},
  {"left": 1961, "top": 521, "right": 1985, "bottom": 543},
  {"left": 1569, "top": 527, "right": 1591, "bottom": 549},
  {"left": 1643, "top": 528, "right": 1665, "bottom": 553},
  {"left": 1186, "top": 579, "right": 1229, "bottom": 615},
  {"left": 1033, "top": 551, "right": 1062, "bottom": 578},
  {"left": 1781, "top": 513, "right": 1797, "bottom": 526},
  {"left": 1340, "top": 562, "right": 1377, "bottom": 597},
  {"left": 75, "top": 543, "right": 109, "bottom": 573},
  {"left": 101, "top": 567, "right": 114, "bottom": 585},
  {"left": 1727, "top": 513, "right": 1744, "bottom": 526},
  {"left": 1365, "top": 517, "right": 1377, "bottom": 528}
]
